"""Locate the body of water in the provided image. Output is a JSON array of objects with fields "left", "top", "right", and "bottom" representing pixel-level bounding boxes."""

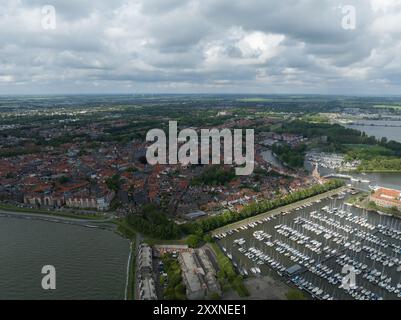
[
  {"left": 304, "top": 158, "right": 401, "bottom": 191},
  {"left": 0, "top": 216, "right": 129, "bottom": 300},
  {"left": 261, "top": 149, "right": 286, "bottom": 170},
  {"left": 345, "top": 120, "right": 401, "bottom": 143},
  {"left": 351, "top": 172, "right": 401, "bottom": 191}
]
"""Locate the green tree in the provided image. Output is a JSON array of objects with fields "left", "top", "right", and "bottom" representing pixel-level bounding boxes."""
[{"left": 105, "top": 174, "right": 121, "bottom": 191}]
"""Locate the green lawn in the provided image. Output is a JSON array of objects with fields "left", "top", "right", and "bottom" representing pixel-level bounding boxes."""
[{"left": 345, "top": 192, "right": 368, "bottom": 205}]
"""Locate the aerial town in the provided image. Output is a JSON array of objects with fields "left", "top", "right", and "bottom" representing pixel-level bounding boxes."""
[
  {"left": 3, "top": 0, "right": 401, "bottom": 310},
  {"left": 1, "top": 95, "right": 401, "bottom": 301},
  {"left": 0, "top": 96, "right": 318, "bottom": 219}
]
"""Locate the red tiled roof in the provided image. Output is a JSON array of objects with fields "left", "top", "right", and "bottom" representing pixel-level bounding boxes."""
[
  {"left": 57, "top": 181, "right": 89, "bottom": 193},
  {"left": 372, "top": 188, "right": 401, "bottom": 206}
]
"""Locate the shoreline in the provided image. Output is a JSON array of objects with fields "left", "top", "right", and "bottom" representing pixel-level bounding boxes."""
[
  {"left": 340, "top": 170, "right": 401, "bottom": 174},
  {"left": 344, "top": 197, "right": 401, "bottom": 220},
  {"left": 124, "top": 241, "right": 133, "bottom": 300},
  {"left": 0, "top": 209, "right": 115, "bottom": 230},
  {"left": 0, "top": 203, "right": 106, "bottom": 220}
]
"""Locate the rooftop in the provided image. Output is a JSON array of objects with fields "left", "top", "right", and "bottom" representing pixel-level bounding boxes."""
[
  {"left": 184, "top": 210, "right": 207, "bottom": 220},
  {"left": 372, "top": 187, "right": 401, "bottom": 206}
]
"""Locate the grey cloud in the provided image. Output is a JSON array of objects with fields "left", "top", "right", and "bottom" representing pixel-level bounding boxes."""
[
  {"left": 140, "top": 0, "right": 188, "bottom": 15},
  {"left": 1, "top": 0, "right": 401, "bottom": 94}
]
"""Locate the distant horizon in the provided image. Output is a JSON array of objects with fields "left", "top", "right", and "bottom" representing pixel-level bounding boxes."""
[{"left": 2, "top": 92, "right": 401, "bottom": 98}]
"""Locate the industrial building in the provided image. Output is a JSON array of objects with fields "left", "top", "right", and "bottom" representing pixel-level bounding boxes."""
[
  {"left": 137, "top": 243, "right": 157, "bottom": 300},
  {"left": 178, "top": 248, "right": 221, "bottom": 300}
]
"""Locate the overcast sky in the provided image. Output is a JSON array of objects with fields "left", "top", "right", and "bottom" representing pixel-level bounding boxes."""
[{"left": 1, "top": 0, "right": 401, "bottom": 95}]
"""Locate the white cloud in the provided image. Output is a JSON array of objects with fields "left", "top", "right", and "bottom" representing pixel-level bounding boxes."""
[
  {"left": 237, "top": 31, "right": 285, "bottom": 63},
  {"left": 204, "top": 28, "right": 284, "bottom": 68},
  {"left": 0, "top": 75, "right": 14, "bottom": 82},
  {"left": 370, "top": 0, "right": 401, "bottom": 13}
]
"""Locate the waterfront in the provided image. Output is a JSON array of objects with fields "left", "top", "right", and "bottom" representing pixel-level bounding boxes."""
[
  {"left": 304, "top": 156, "right": 401, "bottom": 191},
  {"left": 215, "top": 189, "right": 401, "bottom": 300},
  {"left": 0, "top": 216, "right": 129, "bottom": 300},
  {"left": 350, "top": 173, "right": 401, "bottom": 191}
]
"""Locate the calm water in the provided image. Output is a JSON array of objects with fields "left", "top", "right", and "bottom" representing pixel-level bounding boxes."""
[
  {"left": 345, "top": 120, "right": 401, "bottom": 143},
  {"left": 351, "top": 173, "right": 401, "bottom": 191},
  {"left": 261, "top": 149, "right": 286, "bottom": 170},
  {"left": 0, "top": 217, "right": 129, "bottom": 300}
]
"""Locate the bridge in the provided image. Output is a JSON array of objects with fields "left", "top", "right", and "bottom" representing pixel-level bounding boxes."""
[{"left": 323, "top": 174, "right": 353, "bottom": 180}]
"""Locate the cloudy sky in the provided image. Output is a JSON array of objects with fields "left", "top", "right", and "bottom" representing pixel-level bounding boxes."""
[{"left": 1, "top": 0, "right": 401, "bottom": 95}]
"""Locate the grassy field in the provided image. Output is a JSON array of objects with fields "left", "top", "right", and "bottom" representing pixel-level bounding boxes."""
[
  {"left": 344, "top": 144, "right": 394, "bottom": 161},
  {"left": 142, "top": 237, "right": 188, "bottom": 246},
  {"left": 237, "top": 98, "right": 273, "bottom": 102},
  {"left": 344, "top": 144, "right": 392, "bottom": 153},
  {"left": 115, "top": 218, "right": 137, "bottom": 240},
  {"left": 345, "top": 192, "right": 369, "bottom": 205}
]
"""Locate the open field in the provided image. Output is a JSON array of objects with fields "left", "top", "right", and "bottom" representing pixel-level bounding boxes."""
[{"left": 237, "top": 98, "right": 274, "bottom": 102}]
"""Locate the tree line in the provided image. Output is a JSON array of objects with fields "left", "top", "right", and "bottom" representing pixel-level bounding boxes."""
[
  {"left": 183, "top": 179, "right": 345, "bottom": 234},
  {"left": 124, "top": 180, "right": 344, "bottom": 240}
]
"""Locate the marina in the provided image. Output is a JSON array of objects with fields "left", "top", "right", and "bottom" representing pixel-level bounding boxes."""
[{"left": 214, "top": 188, "right": 401, "bottom": 300}]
